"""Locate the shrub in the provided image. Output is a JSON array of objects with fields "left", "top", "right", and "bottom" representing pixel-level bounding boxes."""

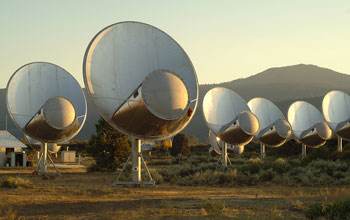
[
  {"left": 0, "top": 205, "right": 17, "bottom": 220},
  {"left": 239, "top": 162, "right": 261, "bottom": 175},
  {"left": 86, "top": 118, "right": 131, "bottom": 172},
  {"left": 1, "top": 177, "right": 33, "bottom": 189},
  {"left": 170, "top": 133, "right": 190, "bottom": 157},
  {"left": 305, "top": 199, "right": 350, "bottom": 220},
  {"left": 157, "top": 155, "right": 350, "bottom": 187},
  {"left": 201, "top": 200, "right": 225, "bottom": 216}
]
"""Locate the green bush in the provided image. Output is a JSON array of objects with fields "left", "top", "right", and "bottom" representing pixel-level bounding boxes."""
[
  {"left": 201, "top": 200, "right": 225, "bottom": 216},
  {"left": 159, "top": 156, "right": 238, "bottom": 186},
  {"left": 305, "top": 199, "right": 350, "bottom": 220},
  {"left": 1, "top": 177, "right": 33, "bottom": 189},
  {"left": 170, "top": 133, "right": 190, "bottom": 157},
  {"left": 87, "top": 118, "right": 131, "bottom": 172}
]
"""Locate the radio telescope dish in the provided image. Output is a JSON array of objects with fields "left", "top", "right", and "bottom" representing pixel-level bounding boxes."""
[
  {"left": 83, "top": 21, "right": 198, "bottom": 186},
  {"left": 248, "top": 98, "right": 292, "bottom": 160},
  {"left": 83, "top": 21, "right": 198, "bottom": 140},
  {"left": 288, "top": 101, "right": 332, "bottom": 157},
  {"left": 7, "top": 62, "right": 87, "bottom": 143},
  {"left": 203, "top": 87, "right": 259, "bottom": 146},
  {"left": 7, "top": 62, "right": 87, "bottom": 174},
  {"left": 322, "top": 91, "right": 350, "bottom": 152}
]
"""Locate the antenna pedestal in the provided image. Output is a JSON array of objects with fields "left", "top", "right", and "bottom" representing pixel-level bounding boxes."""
[
  {"left": 301, "top": 144, "right": 307, "bottom": 159},
  {"left": 222, "top": 142, "right": 228, "bottom": 167},
  {"left": 132, "top": 139, "right": 142, "bottom": 182},
  {"left": 113, "top": 139, "right": 155, "bottom": 186},
  {"left": 41, "top": 143, "right": 47, "bottom": 174},
  {"left": 35, "top": 143, "right": 61, "bottom": 176},
  {"left": 260, "top": 143, "right": 266, "bottom": 160},
  {"left": 337, "top": 136, "right": 343, "bottom": 152},
  {"left": 217, "top": 142, "right": 231, "bottom": 167}
]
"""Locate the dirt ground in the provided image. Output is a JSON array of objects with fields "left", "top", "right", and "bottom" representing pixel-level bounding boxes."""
[{"left": 0, "top": 169, "right": 349, "bottom": 220}]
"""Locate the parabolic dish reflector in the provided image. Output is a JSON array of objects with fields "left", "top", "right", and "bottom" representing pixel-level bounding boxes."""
[
  {"left": 203, "top": 87, "right": 259, "bottom": 145},
  {"left": 322, "top": 90, "right": 350, "bottom": 139},
  {"left": 288, "top": 101, "right": 331, "bottom": 147},
  {"left": 248, "top": 98, "right": 292, "bottom": 147},
  {"left": 6, "top": 62, "right": 87, "bottom": 143},
  {"left": 83, "top": 21, "right": 198, "bottom": 140}
]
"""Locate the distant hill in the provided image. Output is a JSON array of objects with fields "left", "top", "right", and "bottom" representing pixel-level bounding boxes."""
[{"left": 1, "top": 64, "right": 350, "bottom": 142}]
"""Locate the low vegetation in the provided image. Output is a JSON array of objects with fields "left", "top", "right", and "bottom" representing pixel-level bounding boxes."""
[
  {"left": 0, "top": 176, "right": 33, "bottom": 189},
  {"left": 0, "top": 205, "right": 17, "bottom": 220},
  {"left": 201, "top": 200, "right": 226, "bottom": 216},
  {"left": 305, "top": 199, "right": 350, "bottom": 220},
  {"left": 156, "top": 155, "right": 350, "bottom": 187},
  {"left": 0, "top": 171, "right": 349, "bottom": 219}
]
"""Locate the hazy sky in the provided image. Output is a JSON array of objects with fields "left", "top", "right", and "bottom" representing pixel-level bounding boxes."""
[{"left": 1, "top": 0, "right": 350, "bottom": 88}]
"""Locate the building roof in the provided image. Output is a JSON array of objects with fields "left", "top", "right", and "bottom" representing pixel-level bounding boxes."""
[{"left": 0, "top": 130, "right": 27, "bottom": 148}]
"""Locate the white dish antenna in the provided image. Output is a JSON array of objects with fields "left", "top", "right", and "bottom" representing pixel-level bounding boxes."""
[
  {"left": 83, "top": 21, "right": 198, "bottom": 185},
  {"left": 7, "top": 62, "right": 87, "bottom": 175},
  {"left": 203, "top": 87, "right": 259, "bottom": 146},
  {"left": 323, "top": 90, "right": 350, "bottom": 139},
  {"left": 288, "top": 101, "right": 331, "bottom": 157},
  {"left": 322, "top": 90, "right": 350, "bottom": 152},
  {"left": 248, "top": 98, "right": 292, "bottom": 159},
  {"left": 83, "top": 21, "right": 198, "bottom": 140},
  {"left": 7, "top": 62, "right": 87, "bottom": 143}
]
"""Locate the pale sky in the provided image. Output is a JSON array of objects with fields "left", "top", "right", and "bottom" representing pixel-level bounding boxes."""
[{"left": 1, "top": 0, "right": 350, "bottom": 88}]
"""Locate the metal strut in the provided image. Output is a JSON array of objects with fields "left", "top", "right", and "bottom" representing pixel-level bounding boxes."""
[
  {"left": 301, "top": 144, "right": 307, "bottom": 159},
  {"left": 217, "top": 142, "right": 231, "bottom": 167},
  {"left": 337, "top": 136, "right": 343, "bottom": 152},
  {"left": 47, "top": 153, "right": 62, "bottom": 176},
  {"left": 35, "top": 142, "right": 61, "bottom": 176},
  {"left": 113, "top": 139, "right": 155, "bottom": 186},
  {"left": 260, "top": 143, "right": 266, "bottom": 160}
]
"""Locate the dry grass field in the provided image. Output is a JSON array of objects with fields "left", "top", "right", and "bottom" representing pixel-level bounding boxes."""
[{"left": 0, "top": 168, "right": 349, "bottom": 220}]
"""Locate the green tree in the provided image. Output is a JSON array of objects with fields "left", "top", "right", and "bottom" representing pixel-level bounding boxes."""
[
  {"left": 87, "top": 118, "right": 131, "bottom": 171},
  {"left": 170, "top": 133, "right": 190, "bottom": 157}
]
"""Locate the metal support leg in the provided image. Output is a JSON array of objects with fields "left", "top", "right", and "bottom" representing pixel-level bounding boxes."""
[
  {"left": 48, "top": 153, "right": 62, "bottom": 176},
  {"left": 40, "top": 143, "right": 47, "bottom": 175},
  {"left": 338, "top": 136, "right": 343, "bottom": 152},
  {"left": 35, "top": 143, "right": 61, "bottom": 176},
  {"left": 113, "top": 139, "right": 155, "bottom": 186},
  {"left": 35, "top": 152, "right": 43, "bottom": 172},
  {"left": 132, "top": 139, "right": 141, "bottom": 182},
  {"left": 222, "top": 142, "right": 228, "bottom": 167},
  {"left": 260, "top": 143, "right": 265, "bottom": 160},
  {"left": 302, "top": 144, "right": 307, "bottom": 159},
  {"left": 140, "top": 154, "right": 155, "bottom": 186},
  {"left": 227, "top": 156, "right": 232, "bottom": 165},
  {"left": 113, "top": 156, "right": 131, "bottom": 185}
]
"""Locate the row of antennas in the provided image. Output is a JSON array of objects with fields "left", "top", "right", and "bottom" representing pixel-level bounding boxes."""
[
  {"left": 6, "top": 20, "right": 349, "bottom": 183},
  {"left": 203, "top": 87, "right": 350, "bottom": 166},
  {"left": 6, "top": 21, "right": 199, "bottom": 185}
]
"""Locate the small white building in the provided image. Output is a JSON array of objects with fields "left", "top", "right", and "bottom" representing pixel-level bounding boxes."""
[{"left": 0, "top": 130, "right": 27, "bottom": 166}]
